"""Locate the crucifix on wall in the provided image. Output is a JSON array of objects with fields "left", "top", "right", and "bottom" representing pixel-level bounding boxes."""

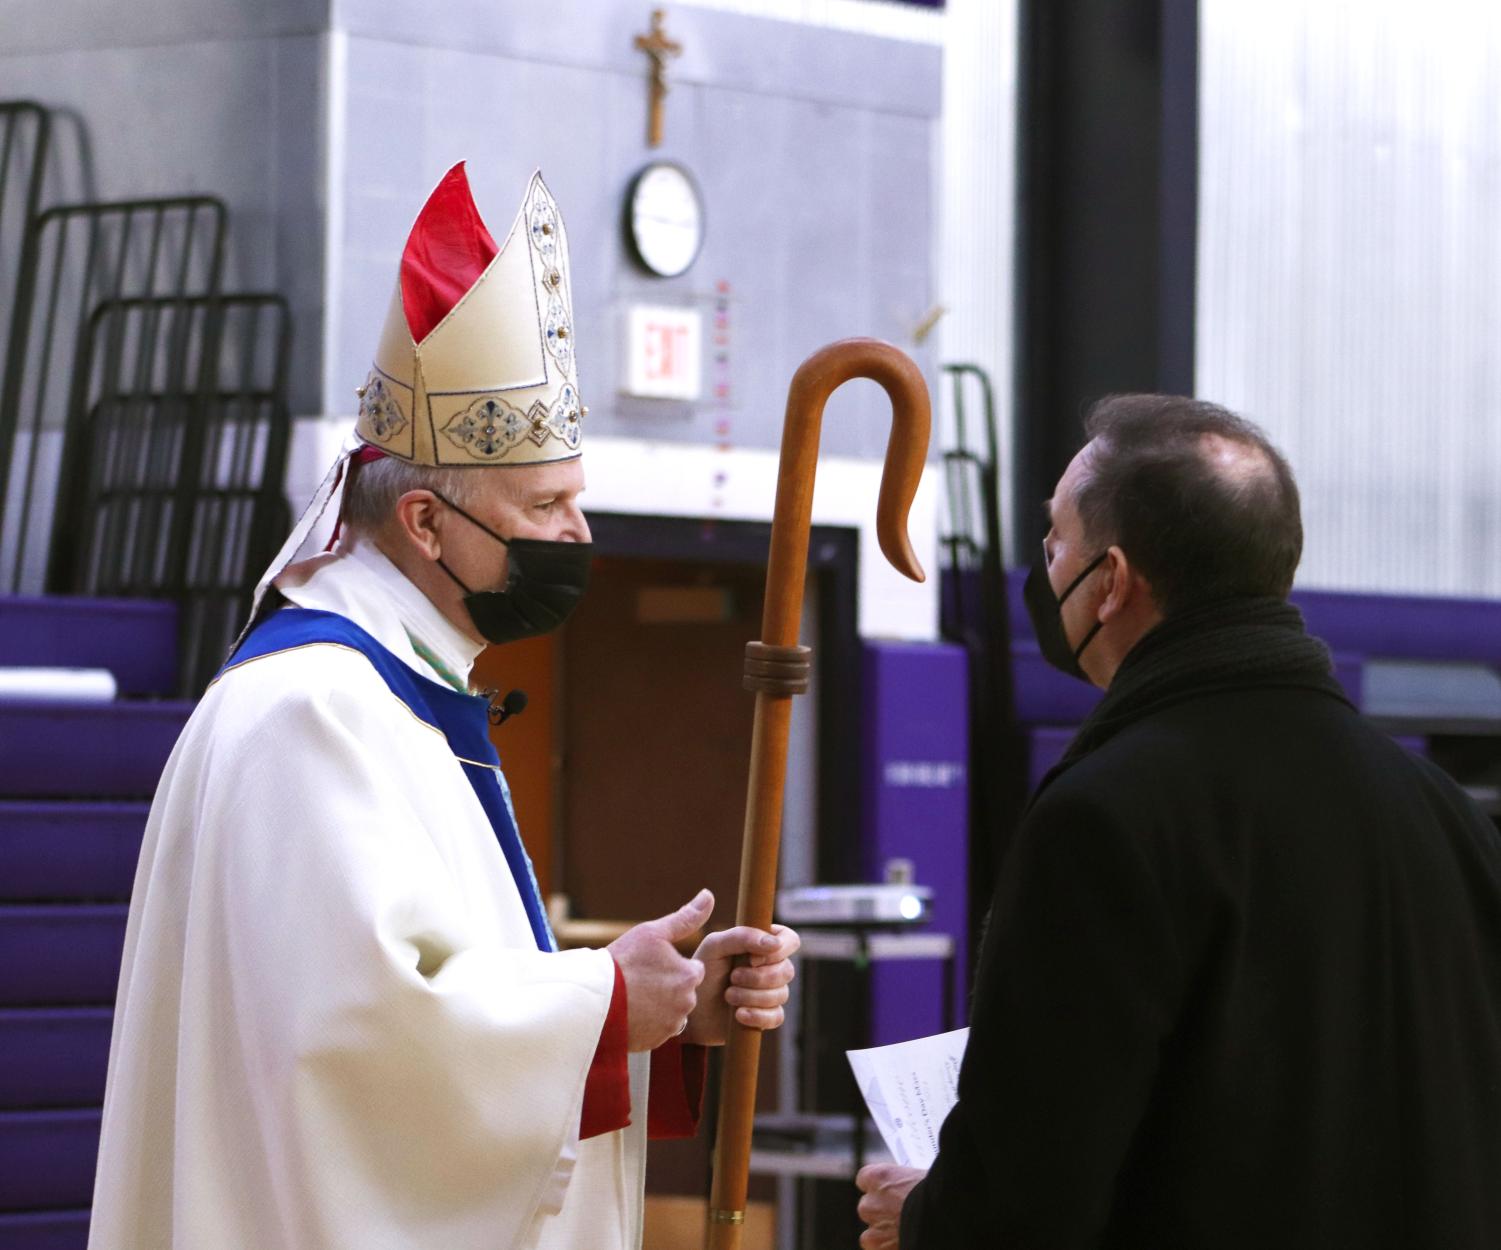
[{"left": 633, "top": 8, "right": 682, "bottom": 148}]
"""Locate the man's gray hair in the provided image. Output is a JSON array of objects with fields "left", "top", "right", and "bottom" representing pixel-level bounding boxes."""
[{"left": 341, "top": 455, "right": 483, "bottom": 534}]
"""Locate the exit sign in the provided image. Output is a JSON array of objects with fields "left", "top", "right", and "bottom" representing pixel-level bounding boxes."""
[{"left": 624, "top": 304, "right": 702, "bottom": 400}]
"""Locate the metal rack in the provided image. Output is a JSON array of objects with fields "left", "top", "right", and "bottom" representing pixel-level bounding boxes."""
[
  {"left": 753, "top": 925, "right": 958, "bottom": 1249},
  {"left": 1, "top": 195, "right": 227, "bottom": 593},
  {"left": 46, "top": 293, "right": 292, "bottom": 693},
  {"left": 937, "top": 362, "right": 1029, "bottom": 952},
  {"left": 0, "top": 99, "right": 295, "bottom": 696}
]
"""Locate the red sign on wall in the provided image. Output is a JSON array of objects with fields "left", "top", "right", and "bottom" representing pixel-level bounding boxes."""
[{"left": 626, "top": 305, "right": 702, "bottom": 400}]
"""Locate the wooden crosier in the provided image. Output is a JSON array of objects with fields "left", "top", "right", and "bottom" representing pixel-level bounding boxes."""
[{"left": 705, "top": 338, "right": 931, "bottom": 1247}]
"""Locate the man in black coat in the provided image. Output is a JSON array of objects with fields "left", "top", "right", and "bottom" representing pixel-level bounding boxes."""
[{"left": 857, "top": 395, "right": 1501, "bottom": 1249}]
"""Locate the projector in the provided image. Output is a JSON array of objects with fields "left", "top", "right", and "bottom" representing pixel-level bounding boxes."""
[{"left": 775, "top": 883, "right": 933, "bottom": 928}]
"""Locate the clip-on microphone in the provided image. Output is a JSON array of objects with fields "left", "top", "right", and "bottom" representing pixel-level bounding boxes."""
[{"left": 485, "top": 688, "right": 529, "bottom": 726}]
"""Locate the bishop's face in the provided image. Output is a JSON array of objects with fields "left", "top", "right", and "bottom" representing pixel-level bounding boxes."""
[{"left": 438, "top": 458, "right": 591, "bottom": 593}]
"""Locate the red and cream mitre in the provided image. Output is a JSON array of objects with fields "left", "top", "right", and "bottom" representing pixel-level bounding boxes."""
[{"left": 357, "top": 162, "right": 584, "bottom": 467}]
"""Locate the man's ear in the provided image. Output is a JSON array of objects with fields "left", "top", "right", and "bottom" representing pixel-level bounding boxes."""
[
  {"left": 1098, "top": 545, "right": 1146, "bottom": 622},
  {"left": 392, "top": 490, "right": 444, "bottom": 562}
]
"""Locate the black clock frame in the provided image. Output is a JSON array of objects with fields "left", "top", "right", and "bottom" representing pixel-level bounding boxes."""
[{"left": 621, "top": 160, "right": 706, "bottom": 278}]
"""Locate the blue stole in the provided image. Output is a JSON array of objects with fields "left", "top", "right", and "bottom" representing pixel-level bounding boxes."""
[{"left": 223, "top": 607, "right": 555, "bottom": 952}]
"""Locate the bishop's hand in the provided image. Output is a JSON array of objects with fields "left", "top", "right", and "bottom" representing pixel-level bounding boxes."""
[
  {"left": 681, "top": 922, "right": 800, "bottom": 1047},
  {"left": 607, "top": 890, "right": 712, "bottom": 1051}
]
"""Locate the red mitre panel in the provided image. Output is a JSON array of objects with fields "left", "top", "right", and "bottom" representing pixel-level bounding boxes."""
[{"left": 400, "top": 161, "right": 501, "bottom": 344}]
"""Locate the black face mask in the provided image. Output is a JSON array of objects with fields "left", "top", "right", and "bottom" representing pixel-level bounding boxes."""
[
  {"left": 1023, "top": 548, "right": 1109, "bottom": 681},
  {"left": 431, "top": 492, "right": 592, "bottom": 644}
]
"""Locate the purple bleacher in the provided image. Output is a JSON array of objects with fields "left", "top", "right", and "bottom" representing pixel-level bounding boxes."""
[
  {"left": 1015, "top": 639, "right": 1363, "bottom": 719},
  {"left": 0, "top": 1109, "right": 101, "bottom": 1210},
  {"left": 0, "top": 1209, "right": 90, "bottom": 1250},
  {"left": 0, "top": 803, "right": 147, "bottom": 902},
  {"left": 0, "top": 1010, "right": 112, "bottom": 1109},
  {"left": 1005, "top": 574, "right": 1501, "bottom": 822},
  {"left": 0, "top": 597, "right": 196, "bottom": 1240},
  {"left": 0, "top": 907, "right": 127, "bottom": 1006},
  {"left": 1294, "top": 587, "right": 1501, "bottom": 667},
  {"left": 1006, "top": 569, "right": 1501, "bottom": 667},
  {"left": 0, "top": 596, "right": 178, "bottom": 697},
  {"left": 0, "top": 702, "right": 192, "bottom": 799}
]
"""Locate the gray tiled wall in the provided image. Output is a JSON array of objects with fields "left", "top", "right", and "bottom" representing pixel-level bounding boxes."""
[
  {"left": 330, "top": 0, "right": 940, "bottom": 458},
  {"left": 3, "top": 0, "right": 940, "bottom": 457}
]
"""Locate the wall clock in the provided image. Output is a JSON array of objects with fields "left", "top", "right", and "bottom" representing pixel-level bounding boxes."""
[{"left": 625, "top": 161, "right": 704, "bottom": 278}]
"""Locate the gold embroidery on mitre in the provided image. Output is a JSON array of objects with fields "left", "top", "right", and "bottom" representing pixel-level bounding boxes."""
[
  {"left": 529, "top": 193, "right": 559, "bottom": 262},
  {"left": 439, "top": 382, "right": 583, "bottom": 462},
  {"left": 441, "top": 395, "right": 532, "bottom": 460},
  {"left": 547, "top": 382, "right": 584, "bottom": 450},
  {"left": 358, "top": 372, "right": 409, "bottom": 442},
  {"left": 527, "top": 186, "right": 574, "bottom": 377},
  {"left": 542, "top": 295, "right": 573, "bottom": 376}
]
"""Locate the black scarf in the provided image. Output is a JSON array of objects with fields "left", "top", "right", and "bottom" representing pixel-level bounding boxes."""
[{"left": 1041, "top": 596, "right": 1353, "bottom": 792}]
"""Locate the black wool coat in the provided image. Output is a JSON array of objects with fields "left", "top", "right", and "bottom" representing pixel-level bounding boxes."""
[{"left": 902, "top": 682, "right": 1501, "bottom": 1249}]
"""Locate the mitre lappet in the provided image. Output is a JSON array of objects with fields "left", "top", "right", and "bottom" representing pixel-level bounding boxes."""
[{"left": 246, "top": 162, "right": 586, "bottom": 624}]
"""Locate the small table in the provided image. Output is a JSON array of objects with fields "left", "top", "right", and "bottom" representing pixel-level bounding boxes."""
[{"left": 751, "top": 925, "right": 959, "bottom": 1181}]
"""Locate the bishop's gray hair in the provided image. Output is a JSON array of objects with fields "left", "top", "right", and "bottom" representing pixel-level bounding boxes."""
[{"left": 340, "top": 455, "right": 485, "bottom": 534}]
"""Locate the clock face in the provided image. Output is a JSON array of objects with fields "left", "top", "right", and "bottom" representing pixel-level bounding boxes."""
[{"left": 629, "top": 163, "right": 704, "bottom": 278}]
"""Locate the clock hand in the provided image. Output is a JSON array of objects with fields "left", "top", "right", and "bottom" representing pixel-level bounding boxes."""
[{"left": 638, "top": 213, "right": 699, "bottom": 228}]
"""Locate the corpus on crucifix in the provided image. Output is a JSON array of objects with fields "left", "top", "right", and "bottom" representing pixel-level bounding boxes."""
[{"left": 634, "top": 8, "right": 682, "bottom": 148}]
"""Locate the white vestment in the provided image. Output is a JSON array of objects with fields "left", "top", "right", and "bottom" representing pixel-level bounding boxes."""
[{"left": 89, "top": 542, "right": 650, "bottom": 1250}]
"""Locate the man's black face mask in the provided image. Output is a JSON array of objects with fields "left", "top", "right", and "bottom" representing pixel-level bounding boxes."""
[
  {"left": 1023, "top": 547, "right": 1109, "bottom": 682},
  {"left": 431, "top": 492, "right": 592, "bottom": 644}
]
